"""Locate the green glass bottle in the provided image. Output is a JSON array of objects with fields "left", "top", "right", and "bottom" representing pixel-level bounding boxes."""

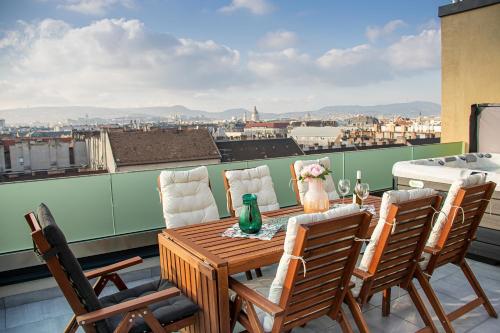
[{"left": 239, "top": 193, "right": 262, "bottom": 234}]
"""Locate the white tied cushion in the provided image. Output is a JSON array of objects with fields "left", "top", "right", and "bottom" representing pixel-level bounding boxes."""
[
  {"left": 293, "top": 157, "right": 339, "bottom": 204},
  {"left": 225, "top": 165, "right": 279, "bottom": 216},
  {"left": 358, "top": 188, "right": 436, "bottom": 272},
  {"left": 260, "top": 204, "right": 360, "bottom": 331},
  {"left": 159, "top": 166, "right": 219, "bottom": 229},
  {"left": 421, "top": 173, "right": 486, "bottom": 269}
]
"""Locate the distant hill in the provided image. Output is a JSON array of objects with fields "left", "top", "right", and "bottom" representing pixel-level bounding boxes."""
[{"left": 0, "top": 101, "right": 440, "bottom": 125}]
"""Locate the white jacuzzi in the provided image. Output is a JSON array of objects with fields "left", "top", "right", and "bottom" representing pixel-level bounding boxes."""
[{"left": 392, "top": 153, "right": 500, "bottom": 262}]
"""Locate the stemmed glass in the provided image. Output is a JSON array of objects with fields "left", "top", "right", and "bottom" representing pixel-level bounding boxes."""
[
  {"left": 337, "top": 179, "right": 350, "bottom": 204},
  {"left": 355, "top": 183, "right": 370, "bottom": 206}
]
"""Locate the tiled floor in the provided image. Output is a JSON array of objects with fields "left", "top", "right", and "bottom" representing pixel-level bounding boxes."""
[{"left": 0, "top": 258, "right": 499, "bottom": 332}]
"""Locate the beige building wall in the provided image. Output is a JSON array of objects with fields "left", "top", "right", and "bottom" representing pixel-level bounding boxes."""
[{"left": 441, "top": 3, "right": 500, "bottom": 150}]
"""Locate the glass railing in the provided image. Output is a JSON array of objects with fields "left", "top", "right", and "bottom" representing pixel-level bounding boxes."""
[{"left": 0, "top": 142, "right": 464, "bottom": 254}]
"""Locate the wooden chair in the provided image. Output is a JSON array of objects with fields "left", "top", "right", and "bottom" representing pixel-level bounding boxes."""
[
  {"left": 229, "top": 207, "right": 372, "bottom": 333},
  {"left": 354, "top": 192, "right": 443, "bottom": 333},
  {"left": 223, "top": 165, "right": 279, "bottom": 280},
  {"left": 415, "top": 181, "right": 497, "bottom": 333},
  {"left": 289, "top": 157, "right": 339, "bottom": 205},
  {"left": 25, "top": 204, "right": 198, "bottom": 333}
]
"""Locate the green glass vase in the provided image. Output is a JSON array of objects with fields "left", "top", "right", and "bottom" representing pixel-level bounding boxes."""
[{"left": 239, "top": 194, "right": 262, "bottom": 234}]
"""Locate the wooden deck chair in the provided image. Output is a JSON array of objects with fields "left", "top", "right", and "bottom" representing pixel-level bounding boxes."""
[
  {"left": 354, "top": 190, "right": 442, "bottom": 333},
  {"left": 289, "top": 157, "right": 339, "bottom": 205},
  {"left": 415, "top": 179, "right": 497, "bottom": 333},
  {"left": 25, "top": 203, "right": 198, "bottom": 333},
  {"left": 229, "top": 204, "right": 372, "bottom": 333},
  {"left": 223, "top": 165, "right": 280, "bottom": 280}
]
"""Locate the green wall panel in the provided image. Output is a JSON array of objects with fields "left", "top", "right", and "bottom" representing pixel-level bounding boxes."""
[
  {"left": 0, "top": 143, "right": 466, "bottom": 254},
  {"left": 0, "top": 175, "right": 114, "bottom": 253},
  {"left": 206, "top": 162, "right": 247, "bottom": 217},
  {"left": 344, "top": 147, "right": 413, "bottom": 192},
  {"left": 412, "top": 142, "right": 464, "bottom": 160},
  {"left": 110, "top": 169, "right": 165, "bottom": 234}
]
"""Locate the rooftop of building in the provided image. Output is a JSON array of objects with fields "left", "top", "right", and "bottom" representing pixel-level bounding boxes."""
[
  {"left": 107, "top": 128, "right": 221, "bottom": 166},
  {"left": 439, "top": 0, "right": 500, "bottom": 17},
  {"left": 216, "top": 138, "right": 304, "bottom": 162}
]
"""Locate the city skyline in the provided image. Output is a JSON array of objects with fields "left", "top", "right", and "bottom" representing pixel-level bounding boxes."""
[{"left": 0, "top": 0, "right": 448, "bottom": 113}]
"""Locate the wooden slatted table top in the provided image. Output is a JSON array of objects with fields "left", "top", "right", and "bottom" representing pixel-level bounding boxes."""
[{"left": 162, "top": 196, "right": 381, "bottom": 275}]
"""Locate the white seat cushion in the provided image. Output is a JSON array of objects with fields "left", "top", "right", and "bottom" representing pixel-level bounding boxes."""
[
  {"left": 420, "top": 173, "right": 486, "bottom": 269},
  {"left": 225, "top": 165, "right": 279, "bottom": 216},
  {"left": 159, "top": 166, "right": 220, "bottom": 229},
  {"left": 293, "top": 157, "right": 339, "bottom": 204},
  {"left": 262, "top": 204, "right": 360, "bottom": 331},
  {"left": 358, "top": 188, "right": 436, "bottom": 272}
]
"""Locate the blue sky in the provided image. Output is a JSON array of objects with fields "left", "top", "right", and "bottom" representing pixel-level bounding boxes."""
[{"left": 0, "top": 0, "right": 450, "bottom": 113}]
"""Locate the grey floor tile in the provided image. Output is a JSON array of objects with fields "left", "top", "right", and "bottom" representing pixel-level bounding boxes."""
[
  {"left": 359, "top": 306, "right": 421, "bottom": 333},
  {"left": 0, "top": 312, "right": 71, "bottom": 333},
  {"left": 5, "top": 296, "right": 71, "bottom": 329},
  {"left": 0, "top": 309, "right": 5, "bottom": 330}
]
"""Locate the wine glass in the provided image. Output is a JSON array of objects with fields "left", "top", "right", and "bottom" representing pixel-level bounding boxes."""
[
  {"left": 355, "top": 183, "right": 370, "bottom": 206},
  {"left": 337, "top": 179, "right": 350, "bottom": 204}
]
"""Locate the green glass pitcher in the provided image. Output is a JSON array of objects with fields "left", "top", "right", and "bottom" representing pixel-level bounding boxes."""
[{"left": 239, "top": 193, "right": 262, "bottom": 234}]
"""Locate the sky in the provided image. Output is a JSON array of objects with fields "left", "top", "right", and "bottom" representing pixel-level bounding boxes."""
[{"left": 0, "top": 0, "right": 450, "bottom": 113}]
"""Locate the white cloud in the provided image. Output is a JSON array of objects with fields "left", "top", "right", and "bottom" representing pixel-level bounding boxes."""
[
  {"left": 0, "top": 18, "right": 441, "bottom": 111},
  {"left": 218, "top": 0, "right": 274, "bottom": 15},
  {"left": 365, "top": 19, "right": 406, "bottom": 43},
  {"left": 59, "top": 0, "right": 135, "bottom": 16},
  {"left": 387, "top": 28, "right": 441, "bottom": 71},
  {"left": 258, "top": 30, "right": 297, "bottom": 50}
]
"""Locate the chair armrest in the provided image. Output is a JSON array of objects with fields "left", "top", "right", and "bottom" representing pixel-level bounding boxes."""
[
  {"left": 76, "top": 287, "right": 180, "bottom": 325},
  {"left": 85, "top": 256, "right": 143, "bottom": 279},
  {"left": 228, "top": 277, "right": 284, "bottom": 316},
  {"left": 353, "top": 268, "right": 373, "bottom": 281},
  {"left": 423, "top": 246, "right": 440, "bottom": 255}
]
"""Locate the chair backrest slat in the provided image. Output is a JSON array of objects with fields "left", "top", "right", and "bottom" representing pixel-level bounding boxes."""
[
  {"left": 278, "top": 212, "right": 371, "bottom": 330},
  {"left": 429, "top": 182, "right": 495, "bottom": 270},
  {"left": 361, "top": 194, "right": 441, "bottom": 297}
]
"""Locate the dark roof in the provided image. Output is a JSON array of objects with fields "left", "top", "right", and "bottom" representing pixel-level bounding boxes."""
[
  {"left": 216, "top": 138, "right": 304, "bottom": 162},
  {"left": 407, "top": 138, "right": 441, "bottom": 145},
  {"left": 107, "top": 129, "right": 221, "bottom": 166},
  {"left": 304, "top": 144, "right": 405, "bottom": 155},
  {"left": 439, "top": 0, "right": 500, "bottom": 17}
]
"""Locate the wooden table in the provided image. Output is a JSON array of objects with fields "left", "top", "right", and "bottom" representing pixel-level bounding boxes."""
[{"left": 158, "top": 196, "right": 381, "bottom": 333}]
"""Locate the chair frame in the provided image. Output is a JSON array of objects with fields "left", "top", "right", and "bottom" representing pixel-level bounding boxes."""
[
  {"left": 289, "top": 163, "right": 302, "bottom": 205},
  {"left": 415, "top": 182, "right": 498, "bottom": 333},
  {"left": 354, "top": 194, "right": 443, "bottom": 333},
  {"left": 24, "top": 212, "right": 196, "bottom": 333},
  {"left": 229, "top": 211, "right": 373, "bottom": 333}
]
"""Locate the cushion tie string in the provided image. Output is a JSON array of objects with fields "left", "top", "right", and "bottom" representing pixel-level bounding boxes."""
[
  {"left": 384, "top": 218, "right": 397, "bottom": 233},
  {"left": 355, "top": 237, "right": 371, "bottom": 242},
  {"left": 289, "top": 178, "right": 297, "bottom": 189},
  {"left": 451, "top": 205, "right": 465, "bottom": 224},
  {"left": 428, "top": 205, "right": 448, "bottom": 229},
  {"left": 288, "top": 254, "right": 307, "bottom": 277}
]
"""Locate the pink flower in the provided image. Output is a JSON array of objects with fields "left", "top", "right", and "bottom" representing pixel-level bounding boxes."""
[{"left": 300, "top": 163, "right": 325, "bottom": 179}]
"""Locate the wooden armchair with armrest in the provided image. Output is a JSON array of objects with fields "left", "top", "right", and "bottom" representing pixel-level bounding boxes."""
[{"left": 24, "top": 203, "right": 198, "bottom": 333}]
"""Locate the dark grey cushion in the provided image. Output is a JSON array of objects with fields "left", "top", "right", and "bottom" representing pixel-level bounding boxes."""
[
  {"left": 100, "top": 279, "right": 199, "bottom": 333},
  {"left": 37, "top": 203, "right": 109, "bottom": 333}
]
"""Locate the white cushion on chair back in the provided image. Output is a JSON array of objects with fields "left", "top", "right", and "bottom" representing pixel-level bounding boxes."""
[
  {"left": 293, "top": 157, "right": 339, "bottom": 204},
  {"left": 159, "top": 166, "right": 219, "bottom": 229},
  {"left": 358, "top": 188, "right": 436, "bottom": 272},
  {"left": 420, "top": 173, "right": 487, "bottom": 268},
  {"left": 261, "top": 204, "right": 360, "bottom": 331},
  {"left": 225, "top": 165, "right": 279, "bottom": 216}
]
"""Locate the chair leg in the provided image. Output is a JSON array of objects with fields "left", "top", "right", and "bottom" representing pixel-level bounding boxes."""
[
  {"left": 142, "top": 308, "right": 166, "bottom": 333},
  {"left": 230, "top": 296, "right": 243, "bottom": 332},
  {"left": 345, "top": 290, "right": 369, "bottom": 333},
  {"left": 245, "top": 270, "right": 253, "bottom": 280},
  {"left": 63, "top": 315, "right": 78, "bottom": 333},
  {"left": 415, "top": 268, "right": 454, "bottom": 333},
  {"left": 460, "top": 260, "right": 498, "bottom": 318},
  {"left": 407, "top": 281, "right": 439, "bottom": 333},
  {"left": 337, "top": 308, "right": 354, "bottom": 333},
  {"left": 255, "top": 268, "right": 263, "bottom": 277},
  {"left": 382, "top": 288, "right": 391, "bottom": 317}
]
